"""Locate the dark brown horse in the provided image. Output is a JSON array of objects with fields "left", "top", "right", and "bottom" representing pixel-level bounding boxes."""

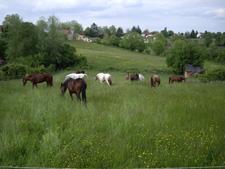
[
  {"left": 130, "top": 74, "right": 139, "bottom": 81},
  {"left": 151, "top": 75, "right": 160, "bottom": 88},
  {"left": 60, "top": 78, "right": 87, "bottom": 104},
  {"left": 169, "top": 76, "right": 186, "bottom": 84},
  {"left": 23, "top": 73, "right": 53, "bottom": 89}
]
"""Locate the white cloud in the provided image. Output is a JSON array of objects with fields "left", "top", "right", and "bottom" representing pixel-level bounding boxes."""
[{"left": 205, "top": 8, "right": 225, "bottom": 19}]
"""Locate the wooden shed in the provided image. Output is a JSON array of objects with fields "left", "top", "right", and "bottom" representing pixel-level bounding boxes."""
[{"left": 185, "top": 64, "right": 202, "bottom": 78}]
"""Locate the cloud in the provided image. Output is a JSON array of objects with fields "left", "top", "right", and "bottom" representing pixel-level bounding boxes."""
[{"left": 205, "top": 8, "right": 225, "bottom": 19}]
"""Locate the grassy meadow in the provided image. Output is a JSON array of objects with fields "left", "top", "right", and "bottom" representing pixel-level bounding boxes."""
[{"left": 0, "top": 41, "right": 225, "bottom": 168}]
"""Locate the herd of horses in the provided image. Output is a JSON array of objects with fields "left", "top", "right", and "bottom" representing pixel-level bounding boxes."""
[{"left": 22, "top": 71, "right": 187, "bottom": 104}]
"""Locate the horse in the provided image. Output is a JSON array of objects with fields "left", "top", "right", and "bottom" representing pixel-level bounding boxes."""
[
  {"left": 94, "top": 73, "right": 112, "bottom": 86},
  {"left": 150, "top": 75, "right": 160, "bottom": 88},
  {"left": 65, "top": 73, "right": 88, "bottom": 81},
  {"left": 138, "top": 74, "right": 145, "bottom": 81},
  {"left": 130, "top": 74, "right": 139, "bottom": 81},
  {"left": 126, "top": 72, "right": 130, "bottom": 80},
  {"left": 23, "top": 73, "right": 53, "bottom": 89},
  {"left": 169, "top": 76, "right": 186, "bottom": 83},
  {"left": 130, "top": 74, "right": 145, "bottom": 81},
  {"left": 60, "top": 78, "right": 87, "bottom": 104}
]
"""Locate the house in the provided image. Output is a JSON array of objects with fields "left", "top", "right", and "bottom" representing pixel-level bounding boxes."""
[
  {"left": 76, "top": 34, "right": 92, "bottom": 42},
  {"left": 60, "top": 30, "right": 73, "bottom": 40},
  {"left": 185, "top": 64, "right": 202, "bottom": 78}
]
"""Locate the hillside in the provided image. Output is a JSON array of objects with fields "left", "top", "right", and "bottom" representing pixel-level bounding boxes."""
[{"left": 68, "top": 40, "right": 225, "bottom": 73}]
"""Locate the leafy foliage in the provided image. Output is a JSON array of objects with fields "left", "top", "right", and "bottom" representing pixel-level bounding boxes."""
[
  {"left": 166, "top": 40, "right": 204, "bottom": 74},
  {"left": 120, "top": 32, "right": 146, "bottom": 52},
  {"left": 199, "top": 68, "right": 225, "bottom": 82}
]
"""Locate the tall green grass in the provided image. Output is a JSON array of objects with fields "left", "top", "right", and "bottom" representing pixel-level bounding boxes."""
[{"left": 0, "top": 70, "right": 225, "bottom": 168}]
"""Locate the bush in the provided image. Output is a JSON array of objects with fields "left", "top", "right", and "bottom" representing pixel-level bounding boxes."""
[
  {"left": 199, "top": 68, "right": 225, "bottom": 82},
  {"left": 0, "top": 63, "right": 28, "bottom": 80}
]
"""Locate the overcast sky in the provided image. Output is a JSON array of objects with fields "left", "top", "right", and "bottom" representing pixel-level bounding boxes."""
[{"left": 0, "top": 0, "right": 225, "bottom": 33}]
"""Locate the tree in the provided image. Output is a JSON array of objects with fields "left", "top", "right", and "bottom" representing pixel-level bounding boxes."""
[
  {"left": 109, "top": 25, "right": 116, "bottom": 35},
  {"left": 6, "top": 21, "right": 39, "bottom": 63},
  {"left": 84, "top": 27, "right": 94, "bottom": 37},
  {"left": 109, "top": 35, "right": 121, "bottom": 47},
  {"left": 161, "top": 27, "right": 168, "bottom": 38},
  {"left": 151, "top": 40, "right": 166, "bottom": 56},
  {"left": 204, "top": 32, "right": 213, "bottom": 47},
  {"left": 120, "top": 32, "right": 146, "bottom": 52},
  {"left": 91, "top": 23, "right": 98, "bottom": 36},
  {"left": 166, "top": 41, "right": 204, "bottom": 74},
  {"left": 215, "top": 32, "right": 224, "bottom": 46},
  {"left": 190, "top": 29, "right": 197, "bottom": 38},
  {"left": 116, "top": 27, "right": 124, "bottom": 38}
]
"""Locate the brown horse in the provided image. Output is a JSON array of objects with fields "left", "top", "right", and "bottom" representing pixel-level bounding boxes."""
[
  {"left": 60, "top": 78, "right": 87, "bottom": 104},
  {"left": 130, "top": 74, "right": 139, "bottom": 81},
  {"left": 169, "top": 76, "right": 186, "bottom": 84},
  {"left": 23, "top": 73, "right": 53, "bottom": 89},
  {"left": 150, "top": 75, "right": 160, "bottom": 88}
]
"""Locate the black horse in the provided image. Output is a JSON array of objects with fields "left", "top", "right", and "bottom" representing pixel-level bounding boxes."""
[{"left": 60, "top": 78, "right": 87, "bottom": 104}]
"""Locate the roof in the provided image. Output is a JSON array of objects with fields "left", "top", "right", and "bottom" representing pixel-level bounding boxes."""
[
  {"left": 185, "top": 64, "right": 201, "bottom": 72},
  {"left": 60, "top": 30, "right": 72, "bottom": 35}
]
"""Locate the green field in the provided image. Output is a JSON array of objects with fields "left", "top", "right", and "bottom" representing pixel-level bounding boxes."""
[{"left": 0, "top": 41, "right": 225, "bottom": 168}]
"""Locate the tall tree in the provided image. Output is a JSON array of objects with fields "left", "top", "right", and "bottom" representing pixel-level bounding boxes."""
[
  {"left": 215, "top": 32, "right": 224, "bottom": 46},
  {"left": 167, "top": 41, "right": 204, "bottom": 74},
  {"left": 204, "top": 32, "right": 213, "bottom": 47},
  {"left": 91, "top": 23, "right": 98, "bottom": 36},
  {"left": 116, "top": 27, "right": 124, "bottom": 38}
]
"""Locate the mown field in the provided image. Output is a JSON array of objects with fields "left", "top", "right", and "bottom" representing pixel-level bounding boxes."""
[{"left": 0, "top": 41, "right": 225, "bottom": 168}]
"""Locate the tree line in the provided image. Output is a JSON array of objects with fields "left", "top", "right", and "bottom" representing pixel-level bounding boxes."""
[
  {"left": 1, "top": 14, "right": 225, "bottom": 78},
  {"left": 0, "top": 14, "right": 87, "bottom": 79}
]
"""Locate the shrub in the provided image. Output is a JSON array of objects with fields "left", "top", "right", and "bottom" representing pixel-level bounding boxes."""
[
  {"left": 199, "top": 68, "right": 225, "bottom": 82},
  {"left": 0, "top": 63, "right": 28, "bottom": 79}
]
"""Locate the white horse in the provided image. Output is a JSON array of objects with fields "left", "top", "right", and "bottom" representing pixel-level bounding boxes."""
[
  {"left": 94, "top": 73, "right": 112, "bottom": 86},
  {"left": 138, "top": 74, "right": 145, "bottom": 81},
  {"left": 65, "top": 73, "right": 88, "bottom": 80}
]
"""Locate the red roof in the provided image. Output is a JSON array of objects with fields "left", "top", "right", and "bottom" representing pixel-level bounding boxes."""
[{"left": 60, "top": 30, "right": 71, "bottom": 35}]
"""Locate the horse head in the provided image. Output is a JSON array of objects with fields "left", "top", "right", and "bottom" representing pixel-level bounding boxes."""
[
  {"left": 94, "top": 74, "right": 99, "bottom": 81},
  {"left": 22, "top": 77, "right": 27, "bottom": 86},
  {"left": 60, "top": 82, "right": 67, "bottom": 95}
]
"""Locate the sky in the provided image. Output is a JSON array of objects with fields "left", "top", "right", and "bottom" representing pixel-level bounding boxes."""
[{"left": 0, "top": 0, "right": 225, "bottom": 33}]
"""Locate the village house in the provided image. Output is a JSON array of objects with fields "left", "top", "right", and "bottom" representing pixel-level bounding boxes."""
[
  {"left": 60, "top": 30, "right": 73, "bottom": 40},
  {"left": 76, "top": 34, "right": 92, "bottom": 42},
  {"left": 185, "top": 64, "right": 202, "bottom": 78}
]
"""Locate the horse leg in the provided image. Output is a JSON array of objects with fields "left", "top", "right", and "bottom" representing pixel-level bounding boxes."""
[
  {"left": 69, "top": 92, "right": 73, "bottom": 100},
  {"left": 76, "top": 92, "right": 81, "bottom": 102}
]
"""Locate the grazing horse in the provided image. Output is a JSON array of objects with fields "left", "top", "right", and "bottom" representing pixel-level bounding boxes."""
[
  {"left": 65, "top": 73, "right": 88, "bottom": 80},
  {"left": 126, "top": 73, "right": 130, "bottom": 80},
  {"left": 150, "top": 75, "right": 160, "bottom": 88},
  {"left": 130, "top": 74, "right": 139, "bottom": 81},
  {"left": 94, "top": 73, "right": 112, "bottom": 86},
  {"left": 130, "top": 74, "right": 145, "bottom": 81},
  {"left": 23, "top": 73, "right": 53, "bottom": 89},
  {"left": 169, "top": 76, "right": 186, "bottom": 83},
  {"left": 60, "top": 78, "right": 87, "bottom": 104},
  {"left": 138, "top": 74, "right": 145, "bottom": 81}
]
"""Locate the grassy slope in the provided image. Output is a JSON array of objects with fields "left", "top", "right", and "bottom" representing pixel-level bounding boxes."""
[{"left": 0, "top": 41, "right": 225, "bottom": 168}]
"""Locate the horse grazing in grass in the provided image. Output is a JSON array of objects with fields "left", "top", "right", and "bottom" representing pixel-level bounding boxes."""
[
  {"left": 130, "top": 74, "right": 139, "bottom": 81},
  {"left": 151, "top": 75, "right": 160, "bottom": 88},
  {"left": 169, "top": 76, "right": 186, "bottom": 84},
  {"left": 65, "top": 73, "right": 88, "bottom": 80},
  {"left": 23, "top": 73, "right": 53, "bottom": 89},
  {"left": 130, "top": 74, "right": 145, "bottom": 81},
  {"left": 60, "top": 78, "right": 87, "bottom": 104},
  {"left": 94, "top": 73, "right": 112, "bottom": 86}
]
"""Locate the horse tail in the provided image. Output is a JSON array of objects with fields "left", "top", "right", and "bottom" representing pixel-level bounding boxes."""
[
  {"left": 81, "top": 80, "right": 87, "bottom": 103},
  {"left": 150, "top": 76, "right": 154, "bottom": 87}
]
